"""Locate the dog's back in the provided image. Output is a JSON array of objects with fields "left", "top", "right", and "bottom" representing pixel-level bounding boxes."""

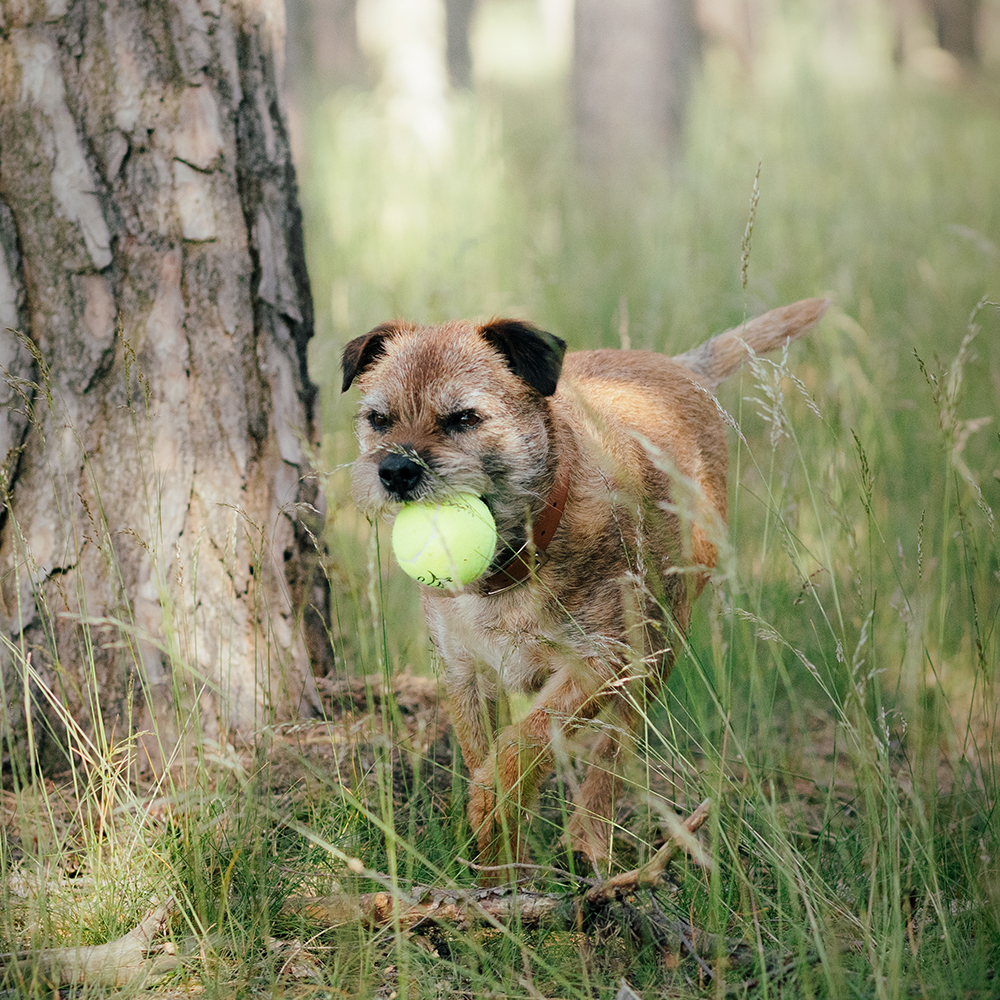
[
  {"left": 552, "top": 297, "right": 828, "bottom": 581},
  {"left": 555, "top": 350, "right": 730, "bottom": 576}
]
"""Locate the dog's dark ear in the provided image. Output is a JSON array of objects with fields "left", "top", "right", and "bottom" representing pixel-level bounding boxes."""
[
  {"left": 479, "top": 319, "right": 567, "bottom": 397},
  {"left": 341, "top": 323, "right": 403, "bottom": 392}
]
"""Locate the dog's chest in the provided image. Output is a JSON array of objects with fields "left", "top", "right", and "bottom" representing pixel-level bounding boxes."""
[{"left": 423, "top": 591, "right": 566, "bottom": 694}]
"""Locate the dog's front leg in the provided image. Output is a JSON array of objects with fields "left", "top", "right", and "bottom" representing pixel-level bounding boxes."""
[
  {"left": 472, "top": 660, "right": 614, "bottom": 881},
  {"left": 444, "top": 661, "right": 504, "bottom": 859},
  {"left": 446, "top": 663, "right": 497, "bottom": 773}
]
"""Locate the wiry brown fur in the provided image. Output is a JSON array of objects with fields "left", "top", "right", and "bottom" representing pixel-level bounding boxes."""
[{"left": 342, "top": 298, "right": 828, "bottom": 880}]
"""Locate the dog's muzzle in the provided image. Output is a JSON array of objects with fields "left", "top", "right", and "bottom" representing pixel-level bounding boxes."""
[{"left": 378, "top": 451, "right": 425, "bottom": 500}]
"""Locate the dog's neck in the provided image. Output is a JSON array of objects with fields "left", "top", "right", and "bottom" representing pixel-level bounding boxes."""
[{"left": 479, "top": 458, "right": 570, "bottom": 594}]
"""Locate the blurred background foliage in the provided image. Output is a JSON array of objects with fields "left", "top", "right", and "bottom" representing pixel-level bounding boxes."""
[{"left": 286, "top": 0, "right": 999, "bottom": 696}]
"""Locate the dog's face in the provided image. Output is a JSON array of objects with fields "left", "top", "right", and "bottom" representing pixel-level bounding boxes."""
[{"left": 342, "top": 319, "right": 567, "bottom": 552}]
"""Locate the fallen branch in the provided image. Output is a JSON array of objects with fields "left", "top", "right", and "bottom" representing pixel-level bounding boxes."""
[
  {"left": 286, "top": 798, "right": 712, "bottom": 934},
  {"left": 0, "top": 898, "right": 179, "bottom": 988},
  {"left": 285, "top": 795, "right": 802, "bottom": 987},
  {"left": 585, "top": 797, "right": 712, "bottom": 906}
]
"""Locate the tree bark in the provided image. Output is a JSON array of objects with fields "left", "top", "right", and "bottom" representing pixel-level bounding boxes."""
[
  {"left": 444, "top": 0, "right": 476, "bottom": 89},
  {"left": 573, "top": 0, "right": 701, "bottom": 177},
  {"left": 923, "top": 0, "right": 980, "bottom": 62},
  {"left": 0, "top": 0, "right": 327, "bottom": 772},
  {"left": 285, "top": 0, "right": 365, "bottom": 93}
]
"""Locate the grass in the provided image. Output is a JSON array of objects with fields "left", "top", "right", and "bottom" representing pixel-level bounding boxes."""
[{"left": 4, "top": 6, "right": 1000, "bottom": 998}]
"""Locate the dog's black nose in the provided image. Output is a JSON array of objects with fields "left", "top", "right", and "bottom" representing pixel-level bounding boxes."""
[{"left": 378, "top": 452, "right": 425, "bottom": 499}]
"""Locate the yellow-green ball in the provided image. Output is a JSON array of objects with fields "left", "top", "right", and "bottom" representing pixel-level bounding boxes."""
[{"left": 391, "top": 494, "right": 497, "bottom": 588}]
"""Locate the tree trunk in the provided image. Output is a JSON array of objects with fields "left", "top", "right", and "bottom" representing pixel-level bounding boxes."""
[
  {"left": 357, "top": 0, "right": 450, "bottom": 155},
  {"left": 0, "top": 0, "right": 327, "bottom": 772},
  {"left": 573, "top": 0, "right": 701, "bottom": 177},
  {"left": 285, "top": 0, "right": 365, "bottom": 92},
  {"left": 444, "top": 0, "right": 476, "bottom": 89},
  {"left": 924, "top": 0, "right": 980, "bottom": 61}
]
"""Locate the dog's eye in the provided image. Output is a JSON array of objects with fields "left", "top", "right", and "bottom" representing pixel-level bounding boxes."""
[
  {"left": 368, "top": 411, "right": 391, "bottom": 431},
  {"left": 444, "top": 409, "right": 482, "bottom": 432}
]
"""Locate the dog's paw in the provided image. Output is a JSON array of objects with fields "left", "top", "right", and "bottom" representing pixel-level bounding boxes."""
[{"left": 564, "top": 812, "right": 614, "bottom": 870}]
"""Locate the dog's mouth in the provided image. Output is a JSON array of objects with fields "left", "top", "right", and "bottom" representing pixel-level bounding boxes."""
[
  {"left": 374, "top": 448, "right": 497, "bottom": 513},
  {"left": 368, "top": 442, "right": 556, "bottom": 568}
]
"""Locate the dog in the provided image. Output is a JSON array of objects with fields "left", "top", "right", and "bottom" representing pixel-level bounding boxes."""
[{"left": 342, "top": 297, "right": 827, "bottom": 878}]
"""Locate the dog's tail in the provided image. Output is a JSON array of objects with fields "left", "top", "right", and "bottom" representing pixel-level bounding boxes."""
[{"left": 673, "top": 297, "right": 829, "bottom": 391}]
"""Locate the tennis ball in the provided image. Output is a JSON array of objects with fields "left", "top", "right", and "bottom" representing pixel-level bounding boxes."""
[{"left": 391, "top": 494, "right": 497, "bottom": 589}]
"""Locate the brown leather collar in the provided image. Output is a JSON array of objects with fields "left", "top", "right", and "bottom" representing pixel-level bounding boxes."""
[{"left": 479, "top": 462, "right": 570, "bottom": 595}]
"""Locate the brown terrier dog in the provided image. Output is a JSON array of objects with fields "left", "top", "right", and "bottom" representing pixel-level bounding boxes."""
[{"left": 342, "top": 298, "right": 827, "bottom": 877}]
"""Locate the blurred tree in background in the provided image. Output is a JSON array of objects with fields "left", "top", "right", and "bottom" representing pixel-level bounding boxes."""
[
  {"left": 924, "top": 0, "right": 982, "bottom": 61},
  {"left": 573, "top": 0, "right": 701, "bottom": 172},
  {"left": 445, "top": 0, "right": 478, "bottom": 87}
]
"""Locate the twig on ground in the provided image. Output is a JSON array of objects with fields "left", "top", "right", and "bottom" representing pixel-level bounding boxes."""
[
  {"left": 584, "top": 798, "right": 712, "bottom": 906},
  {"left": 286, "top": 798, "right": 798, "bottom": 983}
]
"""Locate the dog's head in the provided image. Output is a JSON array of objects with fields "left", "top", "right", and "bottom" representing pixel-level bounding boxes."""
[{"left": 342, "top": 319, "right": 567, "bottom": 550}]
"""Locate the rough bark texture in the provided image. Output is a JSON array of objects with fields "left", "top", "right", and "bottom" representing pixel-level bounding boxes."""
[
  {"left": 0, "top": 0, "right": 327, "bottom": 771},
  {"left": 573, "top": 0, "right": 701, "bottom": 175}
]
